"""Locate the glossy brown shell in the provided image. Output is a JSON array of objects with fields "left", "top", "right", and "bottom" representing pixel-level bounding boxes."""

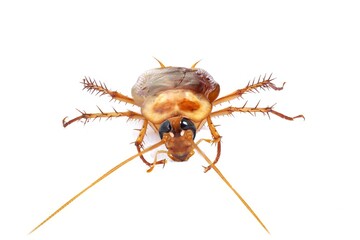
[
  {"left": 131, "top": 67, "right": 220, "bottom": 106},
  {"left": 131, "top": 67, "right": 220, "bottom": 125}
]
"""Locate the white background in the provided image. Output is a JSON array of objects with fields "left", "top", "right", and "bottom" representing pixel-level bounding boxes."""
[{"left": 1, "top": 1, "right": 359, "bottom": 240}]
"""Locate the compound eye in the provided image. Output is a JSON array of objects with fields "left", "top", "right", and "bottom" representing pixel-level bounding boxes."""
[
  {"left": 159, "top": 120, "right": 172, "bottom": 139},
  {"left": 180, "top": 118, "right": 196, "bottom": 139}
]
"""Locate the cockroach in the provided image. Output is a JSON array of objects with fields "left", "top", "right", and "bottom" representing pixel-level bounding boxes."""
[{"left": 30, "top": 59, "right": 304, "bottom": 234}]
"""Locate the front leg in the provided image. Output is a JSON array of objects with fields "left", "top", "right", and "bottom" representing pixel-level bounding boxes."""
[
  {"left": 202, "top": 117, "right": 222, "bottom": 173},
  {"left": 134, "top": 120, "right": 166, "bottom": 169}
]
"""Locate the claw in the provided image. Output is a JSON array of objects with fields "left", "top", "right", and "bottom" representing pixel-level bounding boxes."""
[
  {"left": 146, "top": 164, "right": 155, "bottom": 173},
  {"left": 62, "top": 117, "right": 69, "bottom": 128},
  {"left": 146, "top": 159, "right": 167, "bottom": 173},
  {"left": 202, "top": 165, "right": 212, "bottom": 173}
]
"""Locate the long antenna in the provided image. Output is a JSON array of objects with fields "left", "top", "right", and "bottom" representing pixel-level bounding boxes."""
[
  {"left": 193, "top": 140, "right": 270, "bottom": 234},
  {"left": 30, "top": 140, "right": 165, "bottom": 234}
]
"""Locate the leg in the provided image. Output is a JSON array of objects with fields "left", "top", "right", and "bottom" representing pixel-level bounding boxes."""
[
  {"left": 63, "top": 108, "right": 144, "bottom": 127},
  {"left": 134, "top": 120, "right": 166, "bottom": 168},
  {"left": 211, "top": 103, "right": 305, "bottom": 120},
  {"left": 82, "top": 77, "right": 136, "bottom": 105},
  {"left": 202, "top": 117, "right": 222, "bottom": 173},
  {"left": 146, "top": 150, "right": 168, "bottom": 173},
  {"left": 213, "top": 74, "right": 284, "bottom": 105}
]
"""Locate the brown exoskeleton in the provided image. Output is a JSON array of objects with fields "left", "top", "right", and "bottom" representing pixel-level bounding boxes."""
[{"left": 31, "top": 59, "right": 304, "bottom": 234}]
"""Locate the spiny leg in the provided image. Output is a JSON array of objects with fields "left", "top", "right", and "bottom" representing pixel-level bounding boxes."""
[
  {"left": 203, "top": 117, "right": 222, "bottom": 173},
  {"left": 82, "top": 77, "right": 136, "bottom": 105},
  {"left": 210, "top": 102, "right": 304, "bottom": 120},
  {"left": 63, "top": 108, "right": 144, "bottom": 127},
  {"left": 135, "top": 120, "right": 166, "bottom": 169},
  {"left": 213, "top": 74, "right": 284, "bottom": 106}
]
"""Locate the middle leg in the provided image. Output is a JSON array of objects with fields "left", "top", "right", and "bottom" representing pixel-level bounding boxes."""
[
  {"left": 63, "top": 108, "right": 144, "bottom": 127},
  {"left": 210, "top": 103, "right": 304, "bottom": 120}
]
